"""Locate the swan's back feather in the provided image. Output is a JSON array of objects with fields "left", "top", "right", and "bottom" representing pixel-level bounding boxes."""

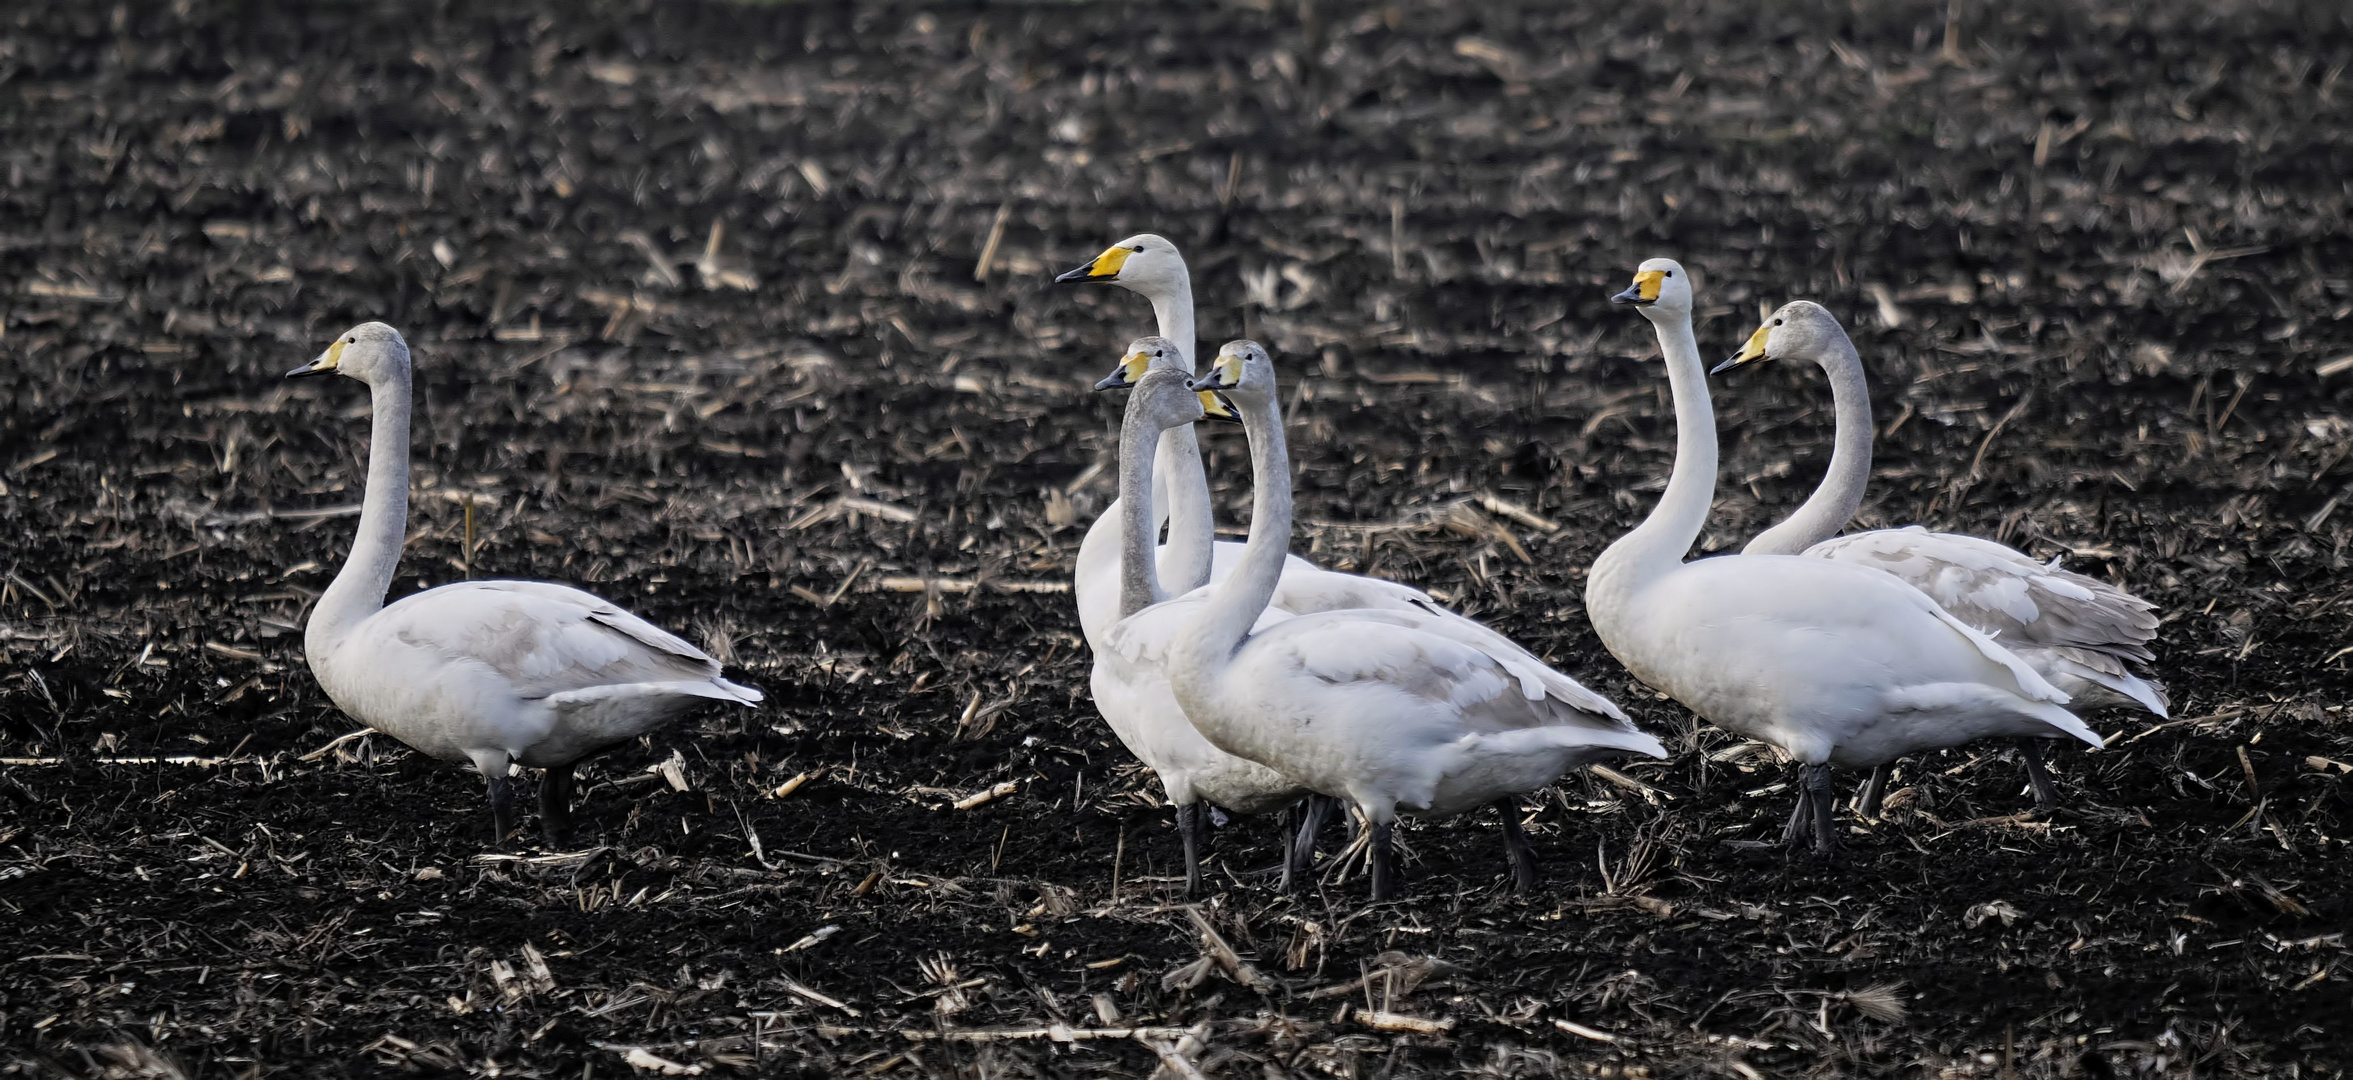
[
  {"left": 1804, "top": 527, "right": 2157, "bottom": 662},
  {"left": 1256, "top": 566, "right": 1634, "bottom": 724},
  {"left": 373, "top": 580, "right": 759, "bottom": 704},
  {"left": 1607, "top": 554, "right": 2099, "bottom": 763},
  {"left": 1243, "top": 608, "right": 1637, "bottom": 743}
]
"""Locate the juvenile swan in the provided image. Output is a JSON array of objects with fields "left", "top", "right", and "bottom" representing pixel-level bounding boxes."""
[
  {"left": 285, "top": 323, "right": 761, "bottom": 845},
  {"left": 1718, "top": 300, "right": 2164, "bottom": 812},
  {"left": 1584, "top": 262, "right": 2098, "bottom": 853},
  {"left": 1153, "top": 341, "right": 1662, "bottom": 901},
  {"left": 1088, "top": 363, "right": 1307, "bottom": 896}
]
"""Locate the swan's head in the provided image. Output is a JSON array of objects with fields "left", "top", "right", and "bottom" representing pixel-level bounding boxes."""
[
  {"left": 1712, "top": 300, "right": 1854, "bottom": 376},
  {"left": 1092, "top": 335, "right": 1188, "bottom": 390},
  {"left": 287, "top": 322, "right": 409, "bottom": 384},
  {"left": 1097, "top": 336, "right": 1239, "bottom": 421},
  {"left": 1194, "top": 339, "right": 1276, "bottom": 404},
  {"left": 1608, "top": 257, "right": 1693, "bottom": 317},
  {"left": 1054, "top": 233, "right": 1187, "bottom": 299},
  {"left": 1713, "top": 300, "right": 1849, "bottom": 374},
  {"left": 1124, "top": 367, "right": 1211, "bottom": 433}
]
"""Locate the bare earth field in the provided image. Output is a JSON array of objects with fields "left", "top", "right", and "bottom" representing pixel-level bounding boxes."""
[{"left": 4, "top": 1, "right": 2352, "bottom": 1076}]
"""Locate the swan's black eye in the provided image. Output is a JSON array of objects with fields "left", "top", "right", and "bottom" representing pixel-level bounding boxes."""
[
  {"left": 1130, "top": 245, "right": 1145, "bottom": 252},
  {"left": 1663, "top": 270, "right": 1674, "bottom": 277},
  {"left": 1772, "top": 319, "right": 1782, "bottom": 326}
]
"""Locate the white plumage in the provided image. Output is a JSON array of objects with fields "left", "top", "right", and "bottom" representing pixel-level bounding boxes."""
[
  {"left": 1061, "top": 242, "right": 1547, "bottom": 646},
  {"left": 1719, "top": 299, "right": 2163, "bottom": 809},
  {"left": 1798, "top": 528, "right": 2164, "bottom": 717},
  {"left": 1586, "top": 261, "right": 2096, "bottom": 853},
  {"left": 1156, "top": 341, "right": 1661, "bottom": 901},
  {"left": 1085, "top": 358, "right": 1308, "bottom": 895},
  {"left": 286, "top": 322, "right": 759, "bottom": 845}
]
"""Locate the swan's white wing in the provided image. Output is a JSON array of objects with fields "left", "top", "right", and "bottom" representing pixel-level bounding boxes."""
[
  {"left": 1624, "top": 555, "right": 2099, "bottom": 760},
  {"left": 1243, "top": 610, "right": 1661, "bottom": 755},
  {"left": 1259, "top": 561, "right": 1432, "bottom": 616},
  {"left": 1381, "top": 604, "right": 1633, "bottom": 724},
  {"left": 1241, "top": 562, "right": 1634, "bottom": 724},
  {"left": 372, "top": 580, "right": 759, "bottom": 704},
  {"left": 1804, "top": 527, "right": 2158, "bottom": 661},
  {"left": 1906, "top": 589, "right": 2072, "bottom": 706}
]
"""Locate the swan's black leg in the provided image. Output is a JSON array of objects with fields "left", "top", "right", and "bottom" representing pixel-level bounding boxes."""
[
  {"left": 539, "top": 763, "right": 577, "bottom": 848},
  {"left": 1497, "top": 800, "right": 1538, "bottom": 893},
  {"left": 1857, "top": 763, "right": 1893, "bottom": 819},
  {"left": 1289, "top": 795, "right": 1334, "bottom": 885},
  {"left": 1366, "top": 819, "right": 1397, "bottom": 903},
  {"left": 2019, "top": 739, "right": 2062, "bottom": 809},
  {"left": 1176, "top": 801, "right": 1206, "bottom": 898},
  {"left": 1277, "top": 802, "right": 1295, "bottom": 891},
  {"left": 1782, "top": 783, "right": 1815, "bottom": 844},
  {"left": 486, "top": 772, "right": 519, "bottom": 844},
  {"left": 1801, "top": 763, "right": 1837, "bottom": 855}
]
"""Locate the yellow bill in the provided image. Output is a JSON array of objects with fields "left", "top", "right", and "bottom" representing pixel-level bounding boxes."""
[
  {"left": 1093, "top": 350, "right": 1151, "bottom": 391},
  {"left": 1197, "top": 390, "right": 1241, "bottom": 423},
  {"left": 285, "top": 338, "right": 347, "bottom": 379},
  {"left": 1055, "top": 244, "right": 1134, "bottom": 283},
  {"left": 1711, "top": 322, "right": 1774, "bottom": 374}
]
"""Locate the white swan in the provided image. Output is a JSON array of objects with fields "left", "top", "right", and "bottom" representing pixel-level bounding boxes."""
[
  {"left": 1584, "top": 261, "right": 2099, "bottom": 853},
  {"left": 1060, "top": 236, "right": 1491, "bottom": 644},
  {"left": 1717, "top": 300, "right": 2164, "bottom": 812},
  {"left": 286, "top": 323, "right": 761, "bottom": 845},
  {"left": 1061, "top": 237, "right": 1219, "bottom": 644},
  {"left": 1088, "top": 364, "right": 1308, "bottom": 896},
  {"left": 1082, "top": 336, "right": 1600, "bottom": 889},
  {"left": 1144, "top": 341, "right": 1662, "bottom": 901}
]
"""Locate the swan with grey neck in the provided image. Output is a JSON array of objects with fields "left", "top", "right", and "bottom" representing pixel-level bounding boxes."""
[
  {"left": 1091, "top": 336, "right": 1615, "bottom": 889},
  {"left": 1088, "top": 364, "right": 1309, "bottom": 896},
  {"left": 1717, "top": 300, "right": 2164, "bottom": 812},
  {"left": 1144, "top": 341, "right": 1662, "bottom": 901},
  {"left": 285, "top": 323, "right": 761, "bottom": 846},
  {"left": 1584, "top": 261, "right": 2099, "bottom": 853}
]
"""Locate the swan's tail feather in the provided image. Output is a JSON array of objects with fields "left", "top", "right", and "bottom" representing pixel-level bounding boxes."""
[
  {"left": 1474, "top": 722, "right": 1667, "bottom": 762},
  {"left": 2024, "top": 700, "right": 2105, "bottom": 749},
  {"left": 545, "top": 678, "right": 762, "bottom": 711},
  {"left": 2061, "top": 663, "right": 2168, "bottom": 718},
  {"left": 1925, "top": 604, "right": 2071, "bottom": 704},
  {"left": 712, "top": 676, "right": 765, "bottom": 706}
]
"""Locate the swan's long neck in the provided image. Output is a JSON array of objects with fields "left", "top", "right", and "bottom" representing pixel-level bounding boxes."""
[
  {"left": 307, "top": 373, "right": 411, "bottom": 658},
  {"left": 1173, "top": 390, "right": 1289, "bottom": 675},
  {"left": 1152, "top": 426, "right": 1214, "bottom": 594},
  {"left": 1147, "top": 276, "right": 1214, "bottom": 593},
  {"left": 1149, "top": 279, "right": 1198, "bottom": 373},
  {"left": 1743, "top": 330, "right": 1873, "bottom": 556},
  {"left": 1591, "top": 311, "right": 1716, "bottom": 608},
  {"left": 1117, "top": 412, "right": 1168, "bottom": 619}
]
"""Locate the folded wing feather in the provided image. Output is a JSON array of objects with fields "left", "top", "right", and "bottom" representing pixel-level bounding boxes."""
[
  {"left": 379, "top": 580, "right": 743, "bottom": 702},
  {"left": 1805, "top": 527, "right": 2157, "bottom": 662}
]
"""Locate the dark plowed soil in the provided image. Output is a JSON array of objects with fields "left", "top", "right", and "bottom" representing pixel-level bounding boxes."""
[{"left": 5, "top": 1, "right": 2352, "bottom": 1076}]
